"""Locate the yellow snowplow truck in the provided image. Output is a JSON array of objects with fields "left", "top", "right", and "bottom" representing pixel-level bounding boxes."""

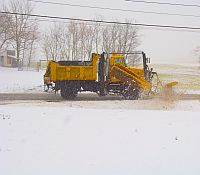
[{"left": 44, "top": 52, "right": 167, "bottom": 100}]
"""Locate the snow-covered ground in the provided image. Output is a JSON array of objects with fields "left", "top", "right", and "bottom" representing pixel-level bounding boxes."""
[
  {"left": 0, "top": 67, "right": 45, "bottom": 93},
  {"left": 0, "top": 64, "right": 200, "bottom": 93},
  {"left": 0, "top": 66, "right": 200, "bottom": 175},
  {"left": 151, "top": 63, "right": 200, "bottom": 76},
  {"left": 1, "top": 105, "right": 200, "bottom": 175},
  {"left": 151, "top": 64, "right": 200, "bottom": 94}
]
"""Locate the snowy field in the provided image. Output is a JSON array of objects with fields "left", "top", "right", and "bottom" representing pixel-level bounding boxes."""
[
  {"left": 0, "top": 67, "right": 45, "bottom": 93},
  {"left": 0, "top": 64, "right": 200, "bottom": 93},
  {"left": 0, "top": 66, "right": 200, "bottom": 175},
  {"left": 151, "top": 64, "right": 200, "bottom": 93},
  {"left": 1, "top": 104, "right": 200, "bottom": 175}
]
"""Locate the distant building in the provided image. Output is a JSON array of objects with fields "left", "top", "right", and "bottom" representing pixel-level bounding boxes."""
[{"left": 0, "top": 50, "right": 18, "bottom": 67}]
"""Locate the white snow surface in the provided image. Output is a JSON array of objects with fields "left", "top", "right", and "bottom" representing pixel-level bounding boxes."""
[
  {"left": 1, "top": 65, "right": 200, "bottom": 93},
  {"left": 1, "top": 66, "right": 200, "bottom": 174},
  {"left": 1, "top": 104, "right": 200, "bottom": 175},
  {"left": 0, "top": 67, "right": 45, "bottom": 93}
]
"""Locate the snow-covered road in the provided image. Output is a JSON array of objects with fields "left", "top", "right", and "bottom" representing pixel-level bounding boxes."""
[{"left": 0, "top": 92, "right": 200, "bottom": 101}]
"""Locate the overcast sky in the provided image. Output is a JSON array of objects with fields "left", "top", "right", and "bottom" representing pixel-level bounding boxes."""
[{"left": 1, "top": 0, "right": 200, "bottom": 64}]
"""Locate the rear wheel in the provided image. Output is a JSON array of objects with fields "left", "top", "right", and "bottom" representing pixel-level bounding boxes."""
[{"left": 60, "top": 87, "right": 77, "bottom": 100}]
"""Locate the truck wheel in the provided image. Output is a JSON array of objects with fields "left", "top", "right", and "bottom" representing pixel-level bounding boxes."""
[
  {"left": 122, "top": 88, "right": 140, "bottom": 100},
  {"left": 60, "top": 87, "right": 77, "bottom": 100},
  {"left": 130, "top": 89, "right": 141, "bottom": 100}
]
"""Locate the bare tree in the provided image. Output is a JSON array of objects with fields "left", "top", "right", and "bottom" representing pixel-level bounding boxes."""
[
  {"left": 42, "top": 23, "right": 64, "bottom": 61},
  {"left": 102, "top": 25, "right": 112, "bottom": 53},
  {"left": 83, "top": 25, "right": 95, "bottom": 60},
  {"left": 0, "top": 13, "right": 12, "bottom": 50},
  {"left": 78, "top": 23, "right": 87, "bottom": 59},
  {"left": 93, "top": 22, "right": 101, "bottom": 53},
  {"left": 27, "top": 24, "right": 39, "bottom": 67},
  {"left": 68, "top": 21, "right": 80, "bottom": 60},
  {"left": 42, "top": 18, "right": 140, "bottom": 63},
  {"left": 42, "top": 31, "right": 56, "bottom": 61},
  {"left": 101, "top": 19, "right": 139, "bottom": 55},
  {"left": 4, "top": 0, "right": 38, "bottom": 67}
]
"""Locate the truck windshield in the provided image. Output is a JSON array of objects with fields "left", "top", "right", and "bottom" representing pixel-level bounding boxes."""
[
  {"left": 126, "top": 55, "right": 143, "bottom": 68},
  {"left": 114, "top": 58, "right": 123, "bottom": 64}
]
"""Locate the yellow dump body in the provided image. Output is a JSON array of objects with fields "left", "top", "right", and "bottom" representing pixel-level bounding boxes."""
[{"left": 44, "top": 54, "right": 99, "bottom": 82}]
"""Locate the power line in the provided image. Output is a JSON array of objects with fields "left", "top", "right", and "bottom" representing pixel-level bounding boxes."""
[
  {"left": 27, "top": 0, "right": 200, "bottom": 18},
  {"left": 29, "top": 17, "right": 99, "bottom": 26},
  {"left": 125, "top": 0, "right": 200, "bottom": 8},
  {"left": 29, "top": 17, "right": 200, "bottom": 33},
  {"left": 1, "top": 11, "right": 200, "bottom": 31},
  {"left": 140, "top": 25, "right": 200, "bottom": 33}
]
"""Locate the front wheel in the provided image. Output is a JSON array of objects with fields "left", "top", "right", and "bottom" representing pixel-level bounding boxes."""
[{"left": 122, "top": 87, "right": 141, "bottom": 100}]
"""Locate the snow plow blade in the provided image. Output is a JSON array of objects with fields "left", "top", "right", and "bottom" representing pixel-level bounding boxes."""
[
  {"left": 158, "top": 81, "right": 178, "bottom": 100},
  {"left": 164, "top": 81, "right": 178, "bottom": 87}
]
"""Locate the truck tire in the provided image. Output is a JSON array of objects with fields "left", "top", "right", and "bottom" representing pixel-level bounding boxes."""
[
  {"left": 122, "top": 87, "right": 140, "bottom": 100},
  {"left": 130, "top": 89, "right": 141, "bottom": 100},
  {"left": 60, "top": 87, "right": 77, "bottom": 100}
]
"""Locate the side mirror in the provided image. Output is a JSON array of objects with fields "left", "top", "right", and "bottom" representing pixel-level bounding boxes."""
[{"left": 146, "top": 58, "right": 150, "bottom": 64}]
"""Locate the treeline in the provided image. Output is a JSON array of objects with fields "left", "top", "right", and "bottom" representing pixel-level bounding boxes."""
[
  {"left": 0, "top": 0, "right": 38, "bottom": 67},
  {"left": 0, "top": 0, "right": 140, "bottom": 66},
  {"left": 43, "top": 20, "right": 140, "bottom": 62}
]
